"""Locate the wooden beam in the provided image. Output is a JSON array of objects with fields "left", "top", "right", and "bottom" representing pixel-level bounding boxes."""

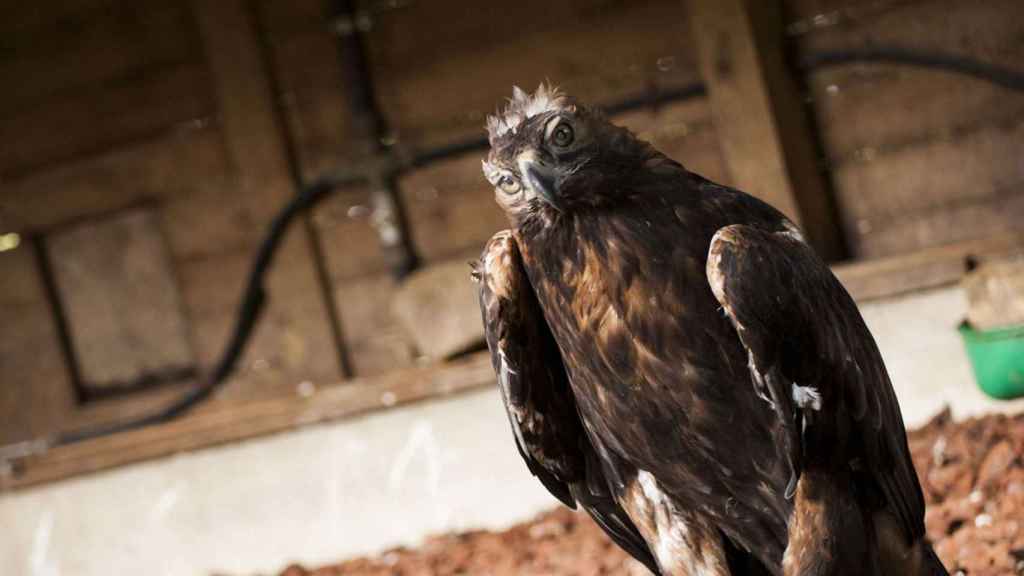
[
  {"left": 687, "top": 0, "right": 845, "bottom": 260},
  {"left": 0, "top": 352, "right": 494, "bottom": 491}
]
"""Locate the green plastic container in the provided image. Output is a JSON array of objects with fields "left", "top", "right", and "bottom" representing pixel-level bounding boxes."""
[{"left": 958, "top": 321, "right": 1024, "bottom": 400}]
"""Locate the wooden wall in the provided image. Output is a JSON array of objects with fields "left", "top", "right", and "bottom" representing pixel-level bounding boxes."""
[
  {"left": 1, "top": 0, "right": 1022, "bottom": 448},
  {"left": 791, "top": 0, "right": 1024, "bottom": 256}
]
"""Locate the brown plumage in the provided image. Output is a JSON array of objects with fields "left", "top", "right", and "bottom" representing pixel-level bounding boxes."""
[{"left": 474, "top": 85, "right": 948, "bottom": 576}]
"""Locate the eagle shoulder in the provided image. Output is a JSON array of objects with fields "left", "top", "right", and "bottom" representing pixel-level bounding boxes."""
[{"left": 706, "top": 223, "right": 925, "bottom": 542}]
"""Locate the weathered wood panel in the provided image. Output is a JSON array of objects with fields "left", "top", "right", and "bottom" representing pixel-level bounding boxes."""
[
  {"left": 801, "top": 0, "right": 1024, "bottom": 159},
  {"left": 257, "top": 0, "right": 362, "bottom": 178},
  {"left": 0, "top": 123, "right": 228, "bottom": 235},
  {"left": 173, "top": 0, "right": 344, "bottom": 399},
  {"left": 0, "top": 0, "right": 211, "bottom": 176},
  {"left": 260, "top": 0, "right": 1022, "bottom": 262},
  {"left": 854, "top": 189, "right": 1024, "bottom": 260},
  {"left": 312, "top": 185, "right": 390, "bottom": 282},
  {"left": 175, "top": 231, "right": 341, "bottom": 402},
  {"left": 0, "top": 1, "right": 198, "bottom": 106},
  {"left": 832, "top": 118, "right": 1024, "bottom": 256},
  {"left": 792, "top": 0, "right": 1024, "bottom": 256},
  {"left": 263, "top": 0, "right": 698, "bottom": 152},
  {"left": 0, "top": 244, "right": 75, "bottom": 445},
  {"left": 373, "top": 0, "right": 700, "bottom": 150},
  {"left": 0, "top": 0, "right": 353, "bottom": 445},
  {"left": 0, "top": 62, "right": 212, "bottom": 176},
  {"left": 46, "top": 208, "right": 194, "bottom": 392},
  {"left": 331, "top": 274, "right": 417, "bottom": 377}
]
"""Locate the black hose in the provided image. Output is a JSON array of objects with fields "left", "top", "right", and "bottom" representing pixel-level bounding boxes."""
[
  {"left": 799, "top": 48, "right": 1024, "bottom": 92},
  {"left": 36, "top": 47, "right": 1024, "bottom": 451}
]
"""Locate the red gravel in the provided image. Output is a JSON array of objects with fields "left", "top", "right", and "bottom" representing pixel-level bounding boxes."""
[{"left": 279, "top": 410, "right": 1024, "bottom": 576}]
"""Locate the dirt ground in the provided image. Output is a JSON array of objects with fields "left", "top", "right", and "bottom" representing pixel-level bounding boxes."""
[{"left": 280, "top": 410, "right": 1024, "bottom": 576}]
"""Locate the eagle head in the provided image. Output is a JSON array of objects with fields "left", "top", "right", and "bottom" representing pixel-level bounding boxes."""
[{"left": 482, "top": 84, "right": 655, "bottom": 226}]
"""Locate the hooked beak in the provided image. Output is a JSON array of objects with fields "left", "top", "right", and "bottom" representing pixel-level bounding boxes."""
[{"left": 518, "top": 151, "right": 562, "bottom": 212}]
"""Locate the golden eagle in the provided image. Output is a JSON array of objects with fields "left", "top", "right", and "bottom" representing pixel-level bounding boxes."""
[{"left": 472, "top": 85, "right": 947, "bottom": 576}]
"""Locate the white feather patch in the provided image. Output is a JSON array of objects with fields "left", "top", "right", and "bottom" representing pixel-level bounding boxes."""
[
  {"left": 792, "top": 383, "right": 822, "bottom": 411},
  {"left": 486, "top": 83, "right": 571, "bottom": 142}
]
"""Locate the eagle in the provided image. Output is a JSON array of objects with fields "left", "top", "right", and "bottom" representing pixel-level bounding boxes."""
[{"left": 472, "top": 85, "right": 948, "bottom": 576}]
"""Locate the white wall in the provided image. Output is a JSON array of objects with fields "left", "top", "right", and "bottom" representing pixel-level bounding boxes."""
[{"left": 2, "top": 285, "right": 1022, "bottom": 576}]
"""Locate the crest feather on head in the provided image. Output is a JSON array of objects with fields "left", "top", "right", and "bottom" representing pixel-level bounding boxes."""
[{"left": 486, "top": 83, "right": 571, "bottom": 145}]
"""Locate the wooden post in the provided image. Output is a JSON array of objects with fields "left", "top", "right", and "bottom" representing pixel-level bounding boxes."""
[{"left": 688, "top": 0, "right": 845, "bottom": 260}]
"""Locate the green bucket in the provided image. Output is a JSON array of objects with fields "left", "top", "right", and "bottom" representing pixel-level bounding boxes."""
[{"left": 958, "top": 321, "right": 1024, "bottom": 400}]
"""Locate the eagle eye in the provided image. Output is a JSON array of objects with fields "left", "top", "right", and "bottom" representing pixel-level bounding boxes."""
[
  {"left": 550, "top": 122, "right": 574, "bottom": 148},
  {"left": 498, "top": 175, "right": 521, "bottom": 195}
]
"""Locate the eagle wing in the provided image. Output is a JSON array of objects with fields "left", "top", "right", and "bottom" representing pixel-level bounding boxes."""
[
  {"left": 706, "top": 224, "right": 925, "bottom": 542},
  {"left": 475, "top": 231, "right": 660, "bottom": 574}
]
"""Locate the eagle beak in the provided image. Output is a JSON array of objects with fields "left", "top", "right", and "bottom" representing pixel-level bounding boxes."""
[{"left": 518, "top": 152, "right": 562, "bottom": 212}]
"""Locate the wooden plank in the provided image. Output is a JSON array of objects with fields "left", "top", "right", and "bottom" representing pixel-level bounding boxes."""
[
  {"left": 0, "top": 125, "right": 229, "bottom": 235},
  {"left": 192, "top": 0, "right": 291, "bottom": 187},
  {"left": 0, "top": 0, "right": 199, "bottom": 107},
  {"left": 850, "top": 189, "right": 1024, "bottom": 260},
  {"left": 0, "top": 61, "right": 212, "bottom": 176},
  {"left": 174, "top": 231, "right": 342, "bottom": 402},
  {"left": 788, "top": 0, "right": 1024, "bottom": 257},
  {"left": 0, "top": 351, "right": 495, "bottom": 491},
  {"left": 46, "top": 208, "right": 193, "bottom": 393},
  {"left": 833, "top": 119, "right": 1024, "bottom": 257},
  {"left": 312, "top": 184, "right": 392, "bottom": 282},
  {"left": 0, "top": 243, "right": 77, "bottom": 445},
  {"left": 187, "top": 0, "right": 344, "bottom": 386},
  {"left": 256, "top": 0, "right": 361, "bottom": 179},
  {"left": 264, "top": 0, "right": 701, "bottom": 153},
  {"left": 689, "top": 0, "right": 844, "bottom": 260},
  {"left": 832, "top": 118, "right": 1024, "bottom": 225},
  {"left": 332, "top": 274, "right": 418, "bottom": 377},
  {"left": 834, "top": 231, "right": 1024, "bottom": 302},
  {"left": 798, "top": 0, "right": 1024, "bottom": 161}
]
